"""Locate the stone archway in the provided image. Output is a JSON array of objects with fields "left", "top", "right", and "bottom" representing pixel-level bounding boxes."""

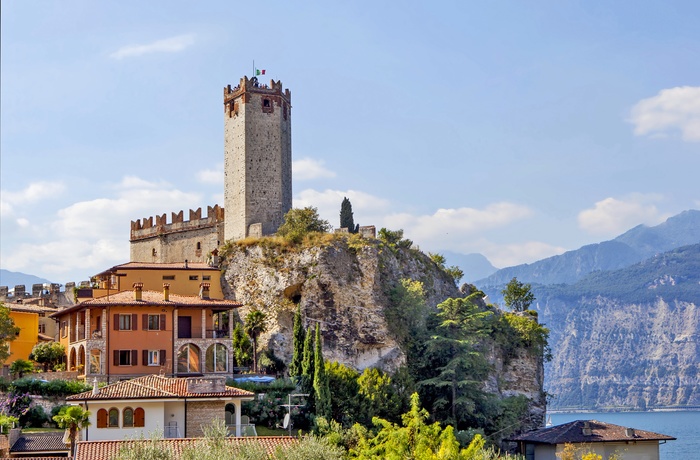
[
  {"left": 69, "top": 347, "right": 77, "bottom": 371},
  {"left": 77, "top": 345, "right": 85, "bottom": 373}
]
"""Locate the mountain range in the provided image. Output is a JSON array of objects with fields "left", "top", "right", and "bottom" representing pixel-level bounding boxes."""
[
  {"left": 472, "top": 209, "right": 700, "bottom": 410},
  {"left": 0, "top": 269, "right": 52, "bottom": 289}
]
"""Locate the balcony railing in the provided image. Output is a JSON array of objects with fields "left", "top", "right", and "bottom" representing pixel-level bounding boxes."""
[{"left": 206, "top": 329, "right": 230, "bottom": 339}]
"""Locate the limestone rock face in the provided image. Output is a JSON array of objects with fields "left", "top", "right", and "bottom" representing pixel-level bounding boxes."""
[
  {"left": 222, "top": 238, "right": 459, "bottom": 371},
  {"left": 221, "top": 237, "right": 546, "bottom": 429}
]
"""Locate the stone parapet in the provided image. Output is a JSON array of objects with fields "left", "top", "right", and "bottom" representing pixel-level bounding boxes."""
[
  {"left": 185, "top": 400, "right": 225, "bottom": 438},
  {"left": 130, "top": 205, "right": 224, "bottom": 241}
]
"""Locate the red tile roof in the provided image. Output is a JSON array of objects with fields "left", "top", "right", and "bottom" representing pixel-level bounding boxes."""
[
  {"left": 50, "top": 290, "right": 241, "bottom": 317},
  {"left": 75, "top": 436, "right": 298, "bottom": 460},
  {"left": 508, "top": 420, "right": 676, "bottom": 444},
  {"left": 66, "top": 375, "right": 254, "bottom": 401},
  {"left": 10, "top": 432, "right": 69, "bottom": 454}
]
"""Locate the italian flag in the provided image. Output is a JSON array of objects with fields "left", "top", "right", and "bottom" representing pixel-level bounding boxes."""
[{"left": 256, "top": 69, "right": 266, "bottom": 76}]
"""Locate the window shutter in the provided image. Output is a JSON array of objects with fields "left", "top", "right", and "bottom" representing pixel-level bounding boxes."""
[
  {"left": 131, "top": 349, "right": 138, "bottom": 366},
  {"left": 143, "top": 350, "right": 148, "bottom": 365},
  {"left": 113, "top": 350, "right": 119, "bottom": 366},
  {"left": 134, "top": 407, "right": 145, "bottom": 427},
  {"left": 143, "top": 314, "right": 148, "bottom": 330},
  {"left": 160, "top": 314, "right": 166, "bottom": 331},
  {"left": 113, "top": 314, "right": 119, "bottom": 331},
  {"left": 132, "top": 313, "right": 138, "bottom": 330},
  {"left": 160, "top": 349, "right": 166, "bottom": 365},
  {"left": 97, "top": 409, "right": 108, "bottom": 428}
]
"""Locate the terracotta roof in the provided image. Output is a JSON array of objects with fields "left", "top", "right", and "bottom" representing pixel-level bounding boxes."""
[
  {"left": 66, "top": 374, "right": 254, "bottom": 401},
  {"left": 38, "top": 333, "right": 54, "bottom": 341},
  {"left": 94, "top": 261, "right": 218, "bottom": 277},
  {"left": 7, "top": 303, "right": 58, "bottom": 314},
  {"left": 50, "top": 290, "right": 241, "bottom": 317},
  {"left": 508, "top": 420, "right": 676, "bottom": 444},
  {"left": 10, "top": 431, "right": 69, "bottom": 453},
  {"left": 75, "top": 436, "right": 297, "bottom": 460}
]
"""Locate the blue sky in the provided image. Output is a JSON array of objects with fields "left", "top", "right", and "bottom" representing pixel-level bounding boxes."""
[{"left": 2, "top": 0, "right": 699, "bottom": 283}]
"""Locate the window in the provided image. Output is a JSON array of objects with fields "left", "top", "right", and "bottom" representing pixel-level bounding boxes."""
[
  {"left": 148, "top": 315, "right": 160, "bottom": 331},
  {"left": 134, "top": 407, "right": 145, "bottom": 427},
  {"left": 97, "top": 409, "right": 108, "bottom": 428},
  {"left": 163, "top": 275, "right": 175, "bottom": 280},
  {"left": 189, "top": 275, "right": 199, "bottom": 281},
  {"left": 123, "top": 407, "right": 134, "bottom": 427},
  {"left": 202, "top": 275, "right": 211, "bottom": 281},
  {"left": 263, "top": 98, "right": 270, "bottom": 107},
  {"left": 108, "top": 408, "right": 119, "bottom": 427},
  {"left": 205, "top": 343, "right": 228, "bottom": 373},
  {"left": 196, "top": 242, "right": 201, "bottom": 250},
  {"left": 114, "top": 350, "right": 137, "bottom": 366},
  {"left": 61, "top": 321, "right": 68, "bottom": 338},
  {"left": 38, "top": 324, "right": 46, "bottom": 334},
  {"left": 119, "top": 314, "right": 132, "bottom": 331},
  {"left": 177, "top": 344, "right": 200, "bottom": 373},
  {"left": 148, "top": 350, "right": 160, "bottom": 366}
]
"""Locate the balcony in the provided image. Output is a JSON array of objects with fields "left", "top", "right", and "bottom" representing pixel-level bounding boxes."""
[{"left": 206, "top": 329, "right": 230, "bottom": 339}]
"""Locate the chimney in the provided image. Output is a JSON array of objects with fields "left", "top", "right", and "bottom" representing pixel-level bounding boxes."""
[
  {"left": 210, "top": 249, "right": 219, "bottom": 267},
  {"left": 582, "top": 421, "right": 592, "bottom": 436},
  {"left": 133, "top": 282, "right": 143, "bottom": 301},
  {"left": 199, "top": 283, "right": 210, "bottom": 300},
  {"left": 92, "top": 377, "right": 99, "bottom": 396},
  {"left": 625, "top": 427, "right": 635, "bottom": 438},
  {"left": 163, "top": 283, "right": 170, "bottom": 301},
  {"left": 186, "top": 377, "right": 225, "bottom": 394}
]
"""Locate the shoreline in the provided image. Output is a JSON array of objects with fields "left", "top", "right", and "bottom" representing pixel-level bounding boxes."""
[{"left": 548, "top": 407, "right": 700, "bottom": 414}]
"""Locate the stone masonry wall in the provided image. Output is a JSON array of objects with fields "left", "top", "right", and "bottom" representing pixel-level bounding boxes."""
[
  {"left": 224, "top": 77, "right": 292, "bottom": 241},
  {"left": 185, "top": 400, "right": 225, "bottom": 437}
]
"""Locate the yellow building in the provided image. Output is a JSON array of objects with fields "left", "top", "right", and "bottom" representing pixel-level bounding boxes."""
[
  {"left": 3, "top": 302, "right": 57, "bottom": 373},
  {"left": 78, "top": 262, "right": 223, "bottom": 301}
]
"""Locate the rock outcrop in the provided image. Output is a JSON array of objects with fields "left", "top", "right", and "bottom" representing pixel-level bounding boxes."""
[{"left": 221, "top": 235, "right": 546, "bottom": 429}]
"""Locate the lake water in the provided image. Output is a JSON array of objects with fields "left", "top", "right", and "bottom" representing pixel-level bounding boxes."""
[{"left": 550, "top": 411, "right": 700, "bottom": 460}]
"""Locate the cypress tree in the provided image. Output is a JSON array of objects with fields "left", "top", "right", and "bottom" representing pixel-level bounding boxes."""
[
  {"left": 301, "top": 325, "right": 315, "bottom": 392},
  {"left": 340, "top": 197, "right": 357, "bottom": 233},
  {"left": 288, "top": 305, "right": 304, "bottom": 379},
  {"left": 313, "top": 323, "right": 332, "bottom": 418}
]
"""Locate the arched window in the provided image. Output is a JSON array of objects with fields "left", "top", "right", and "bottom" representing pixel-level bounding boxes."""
[
  {"left": 225, "top": 403, "right": 236, "bottom": 426},
  {"left": 97, "top": 408, "right": 108, "bottom": 428},
  {"left": 205, "top": 343, "right": 228, "bottom": 373},
  {"left": 123, "top": 407, "right": 134, "bottom": 427},
  {"left": 177, "top": 344, "right": 200, "bottom": 373},
  {"left": 134, "top": 407, "right": 145, "bottom": 427},
  {"left": 108, "top": 408, "right": 119, "bottom": 427}
]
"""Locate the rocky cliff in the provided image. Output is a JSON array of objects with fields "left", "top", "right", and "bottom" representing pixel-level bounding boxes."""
[{"left": 220, "top": 234, "right": 545, "bottom": 427}]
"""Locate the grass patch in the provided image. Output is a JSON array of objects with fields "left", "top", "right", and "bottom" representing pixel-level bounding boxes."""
[
  {"left": 22, "top": 427, "right": 63, "bottom": 433},
  {"left": 255, "top": 426, "right": 293, "bottom": 436}
]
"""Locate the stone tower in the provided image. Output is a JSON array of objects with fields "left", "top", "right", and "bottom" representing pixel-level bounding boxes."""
[{"left": 223, "top": 76, "right": 292, "bottom": 241}]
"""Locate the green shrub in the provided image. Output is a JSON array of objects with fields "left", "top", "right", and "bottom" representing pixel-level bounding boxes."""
[
  {"left": 10, "top": 378, "right": 92, "bottom": 397},
  {"left": 20, "top": 405, "right": 48, "bottom": 428}
]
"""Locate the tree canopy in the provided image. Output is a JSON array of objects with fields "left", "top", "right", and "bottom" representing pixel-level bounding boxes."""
[
  {"left": 502, "top": 277, "right": 535, "bottom": 312},
  {"left": 29, "top": 342, "right": 65, "bottom": 371},
  {"left": 53, "top": 405, "right": 91, "bottom": 456},
  {"left": 278, "top": 206, "right": 331, "bottom": 243},
  {"left": 340, "top": 197, "right": 358, "bottom": 233},
  {"left": 243, "top": 309, "right": 267, "bottom": 373}
]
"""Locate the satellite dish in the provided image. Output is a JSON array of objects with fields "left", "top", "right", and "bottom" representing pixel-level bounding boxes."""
[{"left": 283, "top": 413, "right": 290, "bottom": 429}]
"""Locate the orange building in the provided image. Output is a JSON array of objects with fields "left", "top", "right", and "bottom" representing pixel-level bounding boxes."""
[
  {"left": 50, "top": 283, "right": 241, "bottom": 383},
  {"left": 76, "top": 261, "right": 224, "bottom": 302}
]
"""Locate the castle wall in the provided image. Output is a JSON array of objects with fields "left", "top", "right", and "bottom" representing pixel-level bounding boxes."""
[
  {"left": 130, "top": 206, "right": 224, "bottom": 264},
  {"left": 223, "top": 77, "right": 292, "bottom": 241}
]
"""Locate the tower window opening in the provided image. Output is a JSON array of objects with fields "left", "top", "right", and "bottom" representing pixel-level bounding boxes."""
[
  {"left": 196, "top": 242, "right": 201, "bottom": 250},
  {"left": 263, "top": 99, "right": 270, "bottom": 107}
]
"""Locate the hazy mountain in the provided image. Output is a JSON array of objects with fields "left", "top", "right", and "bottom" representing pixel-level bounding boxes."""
[
  {"left": 442, "top": 251, "right": 498, "bottom": 282},
  {"left": 536, "top": 244, "right": 700, "bottom": 410},
  {"left": 0, "top": 269, "right": 52, "bottom": 289},
  {"left": 476, "top": 209, "right": 700, "bottom": 287}
]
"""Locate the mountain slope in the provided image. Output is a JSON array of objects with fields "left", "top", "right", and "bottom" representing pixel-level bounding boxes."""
[
  {"left": 477, "top": 209, "right": 700, "bottom": 287},
  {"left": 443, "top": 251, "right": 498, "bottom": 282},
  {"left": 538, "top": 244, "right": 700, "bottom": 409},
  {"left": 0, "top": 269, "right": 52, "bottom": 288}
]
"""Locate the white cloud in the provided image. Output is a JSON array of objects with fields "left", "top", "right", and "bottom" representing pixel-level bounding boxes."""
[
  {"left": 196, "top": 165, "right": 224, "bottom": 184},
  {"left": 110, "top": 34, "right": 196, "bottom": 60},
  {"left": 629, "top": 86, "right": 700, "bottom": 142},
  {"left": 1, "top": 176, "right": 203, "bottom": 280},
  {"left": 577, "top": 195, "right": 668, "bottom": 236},
  {"left": 292, "top": 158, "right": 336, "bottom": 180},
  {"left": 478, "top": 240, "right": 567, "bottom": 268},
  {"left": 383, "top": 202, "right": 533, "bottom": 248},
  {"left": 16, "top": 218, "right": 30, "bottom": 228},
  {"left": 1, "top": 181, "right": 65, "bottom": 218}
]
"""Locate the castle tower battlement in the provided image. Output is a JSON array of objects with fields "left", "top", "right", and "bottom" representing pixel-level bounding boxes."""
[
  {"left": 130, "top": 205, "right": 224, "bottom": 240},
  {"left": 224, "top": 75, "right": 292, "bottom": 241}
]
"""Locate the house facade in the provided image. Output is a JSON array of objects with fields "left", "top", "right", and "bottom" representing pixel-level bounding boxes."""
[
  {"left": 2, "top": 300, "right": 58, "bottom": 375},
  {"left": 508, "top": 420, "right": 675, "bottom": 460},
  {"left": 50, "top": 283, "right": 241, "bottom": 382},
  {"left": 67, "top": 374, "right": 255, "bottom": 439}
]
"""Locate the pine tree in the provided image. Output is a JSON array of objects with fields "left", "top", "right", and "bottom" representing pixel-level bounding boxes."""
[
  {"left": 313, "top": 324, "right": 331, "bottom": 418},
  {"left": 339, "top": 197, "right": 357, "bottom": 233},
  {"left": 288, "top": 305, "right": 304, "bottom": 378},
  {"left": 301, "top": 325, "right": 315, "bottom": 392}
]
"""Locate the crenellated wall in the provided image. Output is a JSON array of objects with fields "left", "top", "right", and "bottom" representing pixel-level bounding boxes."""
[{"left": 129, "top": 205, "right": 224, "bottom": 264}]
